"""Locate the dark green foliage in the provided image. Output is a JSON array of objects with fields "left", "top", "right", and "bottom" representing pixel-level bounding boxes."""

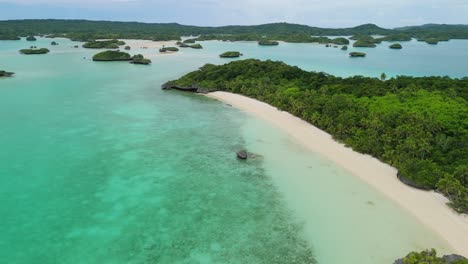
[
  {"left": 353, "top": 39, "right": 377, "bottom": 47},
  {"left": 168, "top": 59, "right": 468, "bottom": 213},
  {"left": 2, "top": 20, "right": 466, "bottom": 45},
  {"left": 331, "top": 37, "right": 350, "bottom": 45},
  {"left": 183, "top": 38, "right": 197, "bottom": 43},
  {"left": 0, "top": 34, "right": 20, "bottom": 40},
  {"left": 51, "top": 41, "right": 58, "bottom": 46},
  {"left": 130, "top": 54, "right": 151, "bottom": 65},
  {"left": 341, "top": 45, "right": 348, "bottom": 50},
  {"left": 26, "top": 35, "right": 36, "bottom": 41},
  {"left": 258, "top": 40, "right": 279, "bottom": 46},
  {"left": 220, "top": 51, "right": 242, "bottom": 58},
  {"left": 159, "top": 46, "right": 179, "bottom": 52},
  {"left": 190, "top": 44, "right": 203, "bottom": 49},
  {"left": 377, "top": 33, "right": 412, "bottom": 42},
  {"left": 19, "top": 48, "right": 49, "bottom": 54},
  {"left": 349, "top": 52, "right": 366, "bottom": 57},
  {"left": 124, "top": 45, "right": 131, "bottom": 50},
  {"left": 0, "top": 70, "right": 14, "bottom": 77},
  {"left": 390, "top": 43, "right": 403, "bottom": 49},
  {"left": 425, "top": 38, "right": 439, "bottom": 45},
  {"left": 82, "top": 39, "right": 125, "bottom": 49},
  {"left": 399, "top": 249, "right": 467, "bottom": 264},
  {"left": 92, "top": 50, "right": 131, "bottom": 61}
]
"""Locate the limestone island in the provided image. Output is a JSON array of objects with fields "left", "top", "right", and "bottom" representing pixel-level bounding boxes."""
[
  {"left": 341, "top": 46, "right": 348, "bottom": 50},
  {"left": 92, "top": 50, "right": 132, "bottom": 61},
  {"left": 92, "top": 51, "right": 151, "bottom": 65},
  {"left": 258, "top": 40, "right": 279, "bottom": 46},
  {"left": 26, "top": 36, "right": 37, "bottom": 41},
  {"left": 51, "top": 41, "right": 59, "bottom": 46},
  {"left": 159, "top": 46, "right": 179, "bottom": 53},
  {"left": 353, "top": 40, "right": 376, "bottom": 48},
  {"left": 220, "top": 51, "right": 242, "bottom": 58},
  {"left": 190, "top": 44, "right": 203, "bottom": 49},
  {"left": 130, "top": 54, "right": 152, "bottom": 65},
  {"left": 19, "top": 48, "right": 50, "bottom": 55},
  {"left": 83, "top": 39, "right": 125, "bottom": 49},
  {"left": 0, "top": 70, "right": 15, "bottom": 77},
  {"left": 349, "top": 52, "right": 366, "bottom": 57},
  {"left": 331, "top": 37, "right": 350, "bottom": 45},
  {"left": 124, "top": 46, "right": 131, "bottom": 50},
  {"left": 425, "top": 38, "right": 439, "bottom": 45},
  {"left": 389, "top": 43, "right": 403, "bottom": 49}
]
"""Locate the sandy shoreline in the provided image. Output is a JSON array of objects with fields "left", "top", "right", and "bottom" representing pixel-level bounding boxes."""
[{"left": 206, "top": 91, "right": 468, "bottom": 256}]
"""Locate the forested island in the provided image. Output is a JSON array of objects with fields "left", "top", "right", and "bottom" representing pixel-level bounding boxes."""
[
  {"left": 166, "top": 59, "right": 468, "bottom": 213},
  {"left": 83, "top": 39, "right": 125, "bottom": 49},
  {"left": 92, "top": 50, "right": 132, "bottom": 61},
  {"left": 129, "top": 54, "right": 151, "bottom": 65},
  {"left": 1, "top": 20, "right": 467, "bottom": 44},
  {"left": 19, "top": 48, "right": 50, "bottom": 54},
  {"left": 92, "top": 50, "right": 151, "bottom": 64},
  {"left": 159, "top": 46, "right": 179, "bottom": 52},
  {"left": 349, "top": 52, "right": 366, "bottom": 57},
  {"left": 0, "top": 70, "right": 14, "bottom": 77},
  {"left": 220, "top": 51, "right": 242, "bottom": 58},
  {"left": 26, "top": 36, "right": 36, "bottom": 41},
  {"left": 390, "top": 43, "right": 403, "bottom": 49}
]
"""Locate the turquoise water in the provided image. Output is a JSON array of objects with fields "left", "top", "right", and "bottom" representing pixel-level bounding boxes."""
[{"left": 0, "top": 37, "right": 463, "bottom": 263}]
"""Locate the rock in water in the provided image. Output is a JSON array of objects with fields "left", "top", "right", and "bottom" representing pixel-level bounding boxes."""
[{"left": 236, "top": 151, "right": 248, "bottom": 160}]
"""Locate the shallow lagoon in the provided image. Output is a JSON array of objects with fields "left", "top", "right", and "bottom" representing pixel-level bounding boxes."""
[{"left": 0, "top": 37, "right": 465, "bottom": 263}]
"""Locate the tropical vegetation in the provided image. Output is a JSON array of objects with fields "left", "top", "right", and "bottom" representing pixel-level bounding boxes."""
[
  {"left": 220, "top": 51, "right": 242, "bottom": 58},
  {"left": 258, "top": 40, "right": 279, "bottom": 46},
  {"left": 349, "top": 52, "right": 366, "bottom": 57},
  {"left": 390, "top": 43, "right": 403, "bottom": 49},
  {"left": 92, "top": 50, "right": 131, "bottom": 61},
  {"left": 19, "top": 48, "right": 50, "bottom": 54},
  {"left": 130, "top": 54, "right": 151, "bottom": 65},
  {"left": 395, "top": 249, "right": 467, "bottom": 264},
  {"left": 167, "top": 59, "right": 468, "bottom": 213},
  {"left": 82, "top": 39, "right": 125, "bottom": 49}
]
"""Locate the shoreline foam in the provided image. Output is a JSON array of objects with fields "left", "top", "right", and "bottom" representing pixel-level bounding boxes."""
[{"left": 206, "top": 91, "right": 468, "bottom": 256}]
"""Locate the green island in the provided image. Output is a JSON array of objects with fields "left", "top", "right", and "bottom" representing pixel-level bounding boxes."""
[
  {"left": 190, "top": 43, "right": 203, "bottom": 49},
  {"left": 394, "top": 249, "right": 467, "bottom": 264},
  {"left": 349, "top": 52, "right": 366, "bottom": 57},
  {"left": 159, "top": 46, "right": 179, "bottom": 52},
  {"left": 0, "top": 70, "right": 15, "bottom": 77},
  {"left": 2, "top": 20, "right": 467, "bottom": 44},
  {"left": 19, "top": 48, "right": 50, "bottom": 54},
  {"left": 83, "top": 39, "right": 125, "bottom": 49},
  {"left": 390, "top": 43, "right": 403, "bottom": 49},
  {"left": 353, "top": 39, "right": 377, "bottom": 48},
  {"left": 92, "top": 50, "right": 151, "bottom": 64},
  {"left": 130, "top": 54, "right": 151, "bottom": 65},
  {"left": 26, "top": 36, "right": 37, "bottom": 41},
  {"left": 220, "top": 51, "right": 242, "bottom": 58},
  {"left": 331, "top": 37, "right": 350, "bottom": 45},
  {"left": 425, "top": 38, "right": 439, "bottom": 45},
  {"left": 92, "top": 50, "right": 132, "bottom": 61},
  {"left": 167, "top": 59, "right": 468, "bottom": 213},
  {"left": 341, "top": 45, "right": 348, "bottom": 50},
  {"left": 258, "top": 40, "right": 279, "bottom": 46},
  {"left": 51, "top": 41, "right": 59, "bottom": 46},
  {"left": 124, "top": 45, "right": 131, "bottom": 50}
]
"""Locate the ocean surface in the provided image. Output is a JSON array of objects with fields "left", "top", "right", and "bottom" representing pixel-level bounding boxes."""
[{"left": 1, "top": 37, "right": 465, "bottom": 264}]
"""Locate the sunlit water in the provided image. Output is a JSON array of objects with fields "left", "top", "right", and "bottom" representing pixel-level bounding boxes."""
[{"left": 1, "top": 37, "right": 464, "bottom": 263}]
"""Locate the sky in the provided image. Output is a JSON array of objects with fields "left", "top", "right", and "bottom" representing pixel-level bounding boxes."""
[{"left": 0, "top": 0, "right": 467, "bottom": 28}]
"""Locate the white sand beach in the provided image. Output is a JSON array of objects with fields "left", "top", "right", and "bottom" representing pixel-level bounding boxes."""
[{"left": 206, "top": 91, "right": 468, "bottom": 256}]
